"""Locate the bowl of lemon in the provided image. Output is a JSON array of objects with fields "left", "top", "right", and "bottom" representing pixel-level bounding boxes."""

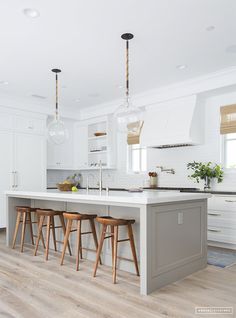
[{"left": 57, "top": 180, "right": 76, "bottom": 191}]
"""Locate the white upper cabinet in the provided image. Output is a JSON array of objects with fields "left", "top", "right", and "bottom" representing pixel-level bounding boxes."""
[{"left": 47, "top": 118, "right": 75, "bottom": 170}]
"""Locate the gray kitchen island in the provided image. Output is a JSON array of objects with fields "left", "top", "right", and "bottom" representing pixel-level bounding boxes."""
[{"left": 5, "top": 189, "right": 211, "bottom": 295}]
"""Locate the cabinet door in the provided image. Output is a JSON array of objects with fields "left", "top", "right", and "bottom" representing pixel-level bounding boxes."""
[
  {"left": 75, "top": 124, "right": 88, "bottom": 169},
  {"left": 0, "top": 132, "right": 14, "bottom": 228},
  {"left": 14, "top": 133, "right": 46, "bottom": 191},
  {"left": 47, "top": 120, "right": 75, "bottom": 169}
]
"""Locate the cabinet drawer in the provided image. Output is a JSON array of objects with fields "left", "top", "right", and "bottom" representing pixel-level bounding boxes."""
[
  {"left": 14, "top": 116, "right": 45, "bottom": 134},
  {"left": 208, "top": 209, "right": 236, "bottom": 220},
  {"left": 208, "top": 217, "right": 236, "bottom": 229},
  {"left": 208, "top": 195, "right": 236, "bottom": 212},
  {"left": 208, "top": 226, "right": 236, "bottom": 244}
]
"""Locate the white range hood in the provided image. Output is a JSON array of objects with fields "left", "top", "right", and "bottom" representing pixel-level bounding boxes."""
[{"left": 140, "top": 95, "right": 204, "bottom": 148}]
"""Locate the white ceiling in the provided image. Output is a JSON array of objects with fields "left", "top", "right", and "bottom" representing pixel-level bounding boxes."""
[{"left": 0, "top": 0, "right": 236, "bottom": 112}]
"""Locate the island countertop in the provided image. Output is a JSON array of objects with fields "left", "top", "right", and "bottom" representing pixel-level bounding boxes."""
[{"left": 5, "top": 189, "right": 211, "bottom": 207}]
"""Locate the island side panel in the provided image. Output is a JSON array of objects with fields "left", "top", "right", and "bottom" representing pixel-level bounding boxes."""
[{"left": 147, "top": 199, "right": 207, "bottom": 293}]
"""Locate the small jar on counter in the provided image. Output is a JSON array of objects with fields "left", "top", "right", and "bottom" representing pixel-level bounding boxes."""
[{"left": 149, "top": 172, "right": 158, "bottom": 188}]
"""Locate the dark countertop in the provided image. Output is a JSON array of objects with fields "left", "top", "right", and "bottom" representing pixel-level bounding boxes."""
[
  {"left": 47, "top": 186, "right": 236, "bottom": 195},
  {"left": 143, "top": 187, "right": 199, "bottom": 191},
  {"left": 180, "top": 189, "right": 236, "bottom": 195}
]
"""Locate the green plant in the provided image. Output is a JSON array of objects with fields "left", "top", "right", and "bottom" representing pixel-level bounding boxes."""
[{"left": 187, "top": 161, "right": 224, "bottom": 183}]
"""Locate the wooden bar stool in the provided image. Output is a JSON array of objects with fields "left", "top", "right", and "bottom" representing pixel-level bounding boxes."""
[
  {"left": 12, "top": 207, "right": 56, "bottom": 252},
  {"left": 12, "top": 206, "right": 35, "bottom": 252},
  {"left": 34, "top": 209, "right": 72, "bottom": 261},
  {"left": 93, "top": 216, "right": 139, "bottom": 284},
  {"left": 61, "top": 212, "right": 101, "bottom": 271}
]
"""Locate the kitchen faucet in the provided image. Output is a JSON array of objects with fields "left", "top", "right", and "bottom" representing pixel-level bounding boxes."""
[{"left": 156, "top": 166, "right": 175, "bottom": 174}]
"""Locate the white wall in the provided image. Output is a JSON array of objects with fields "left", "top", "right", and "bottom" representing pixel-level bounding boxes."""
[{"left": 47, "top": 88, "right": 236, "bottom": 191}]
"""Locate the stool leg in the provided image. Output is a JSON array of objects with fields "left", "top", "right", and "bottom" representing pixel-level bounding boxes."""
[
  {"left": 37, "top": 214, "right": 45, "bottom": 248},
  {"left": 34, "top": 215, "right": 44, "bottom": 256},
  {"left": 89, "top": 219, "right": 102, "bottom": 265},
  {"left": 45, "top": 216, "right": 51, "bottom": 261},
  {"left": 28, "top": 212, "right": 34, "bottom": 246},
  {"left": 110, "top": 225, "right": 114, "bottom": 268},
  {"left": 51, "top": 216, "right": 57, "bottom": 252},
  {"left": 113, "top": 226, "right": 119, "bottom": 284},
  {"left": 12, "top": 212, "right": 21, "bottom": 249},
  {"left": 20, "top": 212, "right": 27, "bottom": 253},
  {"left": 93, "top": 224, "right": 107, "bottom": 277},
  {"left": 127, "top": 224, "right": 140, "bottom": 277},
  {"left": 79, "top": 230, "right": 83, "bottom": 260},
  {"left": 76, "top": 220, "right": 82, "bottom": 271},
  {"left": 60, "top": 219, "right": 72, "bottom": 266},
  {"left": 59, "top": 214, "right": 72, "bottom": 256}
]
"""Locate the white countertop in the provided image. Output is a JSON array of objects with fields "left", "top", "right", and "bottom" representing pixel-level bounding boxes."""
[{"left": 5, "top": 189, "right": 211, "bottom": 207}]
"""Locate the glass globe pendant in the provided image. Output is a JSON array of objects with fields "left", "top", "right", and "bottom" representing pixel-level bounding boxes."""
[
  {"left": 114, "top": 33, "right": 143, "bottom": 133},
  {"left": 48, "top": 69, "right": 69, "bottom": 145}
]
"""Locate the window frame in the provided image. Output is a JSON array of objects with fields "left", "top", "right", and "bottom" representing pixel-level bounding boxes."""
[
  {"left": 222, "top": 134, "right": 236, "bottom": 173},
  {"left": 127, "top": 144, "right": 147, "bottom": 175}
]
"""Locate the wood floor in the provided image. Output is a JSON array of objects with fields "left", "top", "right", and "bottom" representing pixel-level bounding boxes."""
[{"left": 0, "top": 230, "right": 235, "bottom": 318}]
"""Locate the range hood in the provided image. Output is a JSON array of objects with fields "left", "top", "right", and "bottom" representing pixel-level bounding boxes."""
[{"left": 140, "top": 95, "right": 204, "bottom": 148}]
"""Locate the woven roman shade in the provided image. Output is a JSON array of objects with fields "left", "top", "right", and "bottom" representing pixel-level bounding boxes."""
[
  {"left": 220, "top": 104, "right": 236, "bottom": 134},
  {"left": 127, "top": 121, "right": 144, "bottom": 145}
]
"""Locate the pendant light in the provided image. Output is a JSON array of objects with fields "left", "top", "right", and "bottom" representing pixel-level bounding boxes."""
[
  {"left": 114, "top": 33, "right": 143, "bottom": 133},
  {"left": 48, "top": 69, "right": 68, "bottom": 145}
]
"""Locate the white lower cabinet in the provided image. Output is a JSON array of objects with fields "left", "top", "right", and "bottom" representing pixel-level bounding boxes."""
[
  {"left": 0, "top": 110, "right": 47, "bottom": 228},
  {"left": 208, "top": 195, "right": 236, "bottom": 248}
]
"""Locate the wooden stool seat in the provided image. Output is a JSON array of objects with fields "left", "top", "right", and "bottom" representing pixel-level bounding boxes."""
[
  {"left": 61, "top": 212, "right": 100, "bottom": 271},
  {"left": 93, "top": 216, "right": 139, "bottom": 284},
  {"left": 36, "top": 209, "right": 63, "bottom": 217},
  {"left": 63, "top": 212, "right": 97, "bottom": 221},
  {"left": 96, "top": 216, "right": 135, "bottom": 226},
  {"left": 34, "top": 210, "right": 72, "bottom": 260}
]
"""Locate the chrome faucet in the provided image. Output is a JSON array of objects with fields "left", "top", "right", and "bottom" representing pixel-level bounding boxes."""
[
  {"left": 86, "top": 173, "right": 95, "bottom": 193},
  {"left": 99, "top": 160, "right": 103, "bottom": 195},
  {"left": 156, "top": 166, "right": 175, "bottom": 174}
]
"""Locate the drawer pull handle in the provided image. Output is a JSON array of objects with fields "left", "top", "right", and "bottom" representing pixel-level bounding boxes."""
[
  {"left": 208, "top": 228, "right": 221, "bottom": 233},
  {"left": 208, "top": 213, "right": 221, "bottom": 216},
  {"left": 225, "top": 200, "right": 236, "bottom": 203}
]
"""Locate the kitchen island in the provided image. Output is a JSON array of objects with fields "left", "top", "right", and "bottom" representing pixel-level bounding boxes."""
[{"left": 5, "top": 190, "right": 211, "bottom": 295}]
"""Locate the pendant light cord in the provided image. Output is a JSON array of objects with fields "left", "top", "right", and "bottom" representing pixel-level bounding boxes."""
[
  {"left": 55, "top": 73, "right": 59, "bottom": 120},
  {"left": 126, "top": 40, "right": 129, "bottom": 106}
]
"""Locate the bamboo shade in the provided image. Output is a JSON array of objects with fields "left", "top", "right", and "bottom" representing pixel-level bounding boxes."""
[
  {"left": 220, "top": 104, "right": 236, "bottom": 134},
  {"left": 127, "top": 121, "right": 144, "bottom": 145}
]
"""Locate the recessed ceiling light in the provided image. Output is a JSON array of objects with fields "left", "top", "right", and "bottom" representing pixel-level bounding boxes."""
[
  {"left": 117, "top": 85, "right": 123, "bottom": 89},
  {"left": 23, "top": 8, "right": 40, "bottom": 18},
  {"left": 0, "top": 81, "right": 9, "bottom": 85},
  {"left": 75, "top": 99, "right": 80, "bottom": 102},
  {"left": 176, "top": 64, "right": 187, "bottom": 70},
  {"left": 31, "top": 94, "right": 46, "bottom": 99},
  {"left": 206, "top": 25, "right": 215, "bottom": 32},
  {"left": 226, "top": 45, "right": 236, "bottom": 53}
]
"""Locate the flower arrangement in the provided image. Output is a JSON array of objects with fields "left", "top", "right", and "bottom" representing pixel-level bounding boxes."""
[{"left": 187, "top": 161, "right": 223, "bottom": 190}]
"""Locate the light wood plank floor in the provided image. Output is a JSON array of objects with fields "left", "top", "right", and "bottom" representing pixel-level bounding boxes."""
[{"left": 0, "top": 230, "right": 235, "bottom": 318}]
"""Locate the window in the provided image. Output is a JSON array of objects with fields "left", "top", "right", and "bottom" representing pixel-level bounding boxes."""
[
  {"left": 223, "top": 133, "right": 236, "bottom": 169},
  {"left": 127, "top": 144, "right": 147, "bottom": 173}
]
